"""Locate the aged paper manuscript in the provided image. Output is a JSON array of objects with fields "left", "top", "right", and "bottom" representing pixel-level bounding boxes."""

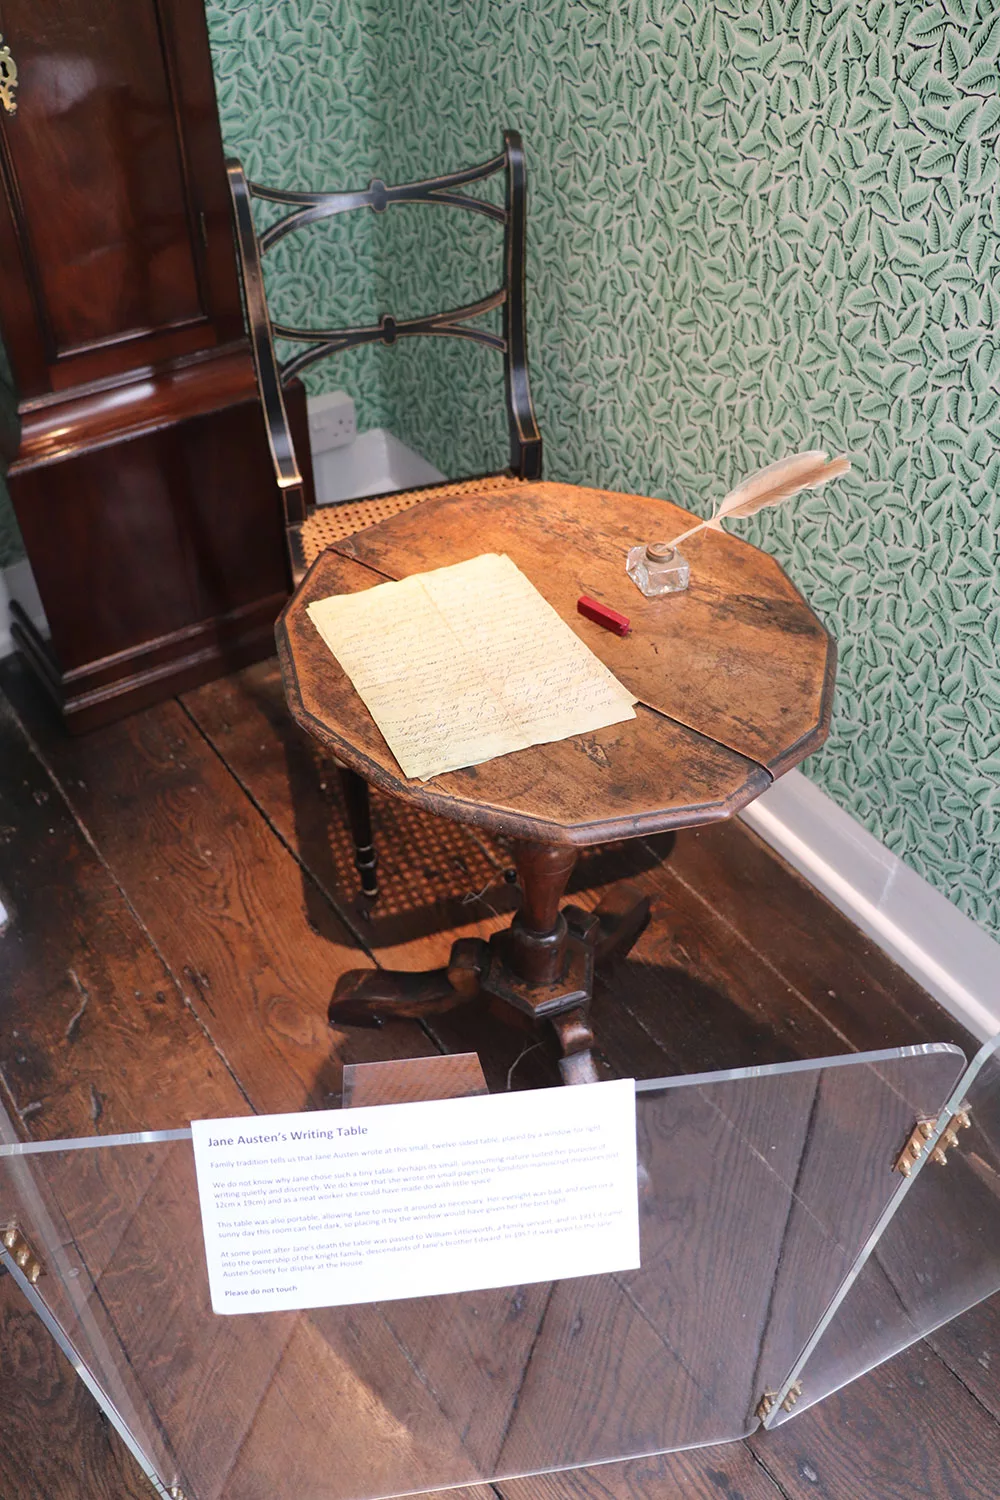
[{"left": 306, "top": 553, "right": 636, "bottom": 781}]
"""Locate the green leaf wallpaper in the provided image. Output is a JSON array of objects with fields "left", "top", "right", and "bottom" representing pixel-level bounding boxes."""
[
  {"left": 205, "top": 0, "right": 390, "bottom": 430},
  {"left": 371, "top": 0, "right": 1000, "bottom": 939},
  {"left": 206, "top": 0, "right": 999, "bottom": 936}
]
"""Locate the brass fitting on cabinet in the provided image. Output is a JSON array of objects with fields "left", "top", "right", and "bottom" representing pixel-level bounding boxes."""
[{"left": 0, "top": 36, "right": 18, "bottom": 115}]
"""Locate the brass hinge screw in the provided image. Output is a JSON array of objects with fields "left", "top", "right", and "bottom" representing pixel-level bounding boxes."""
[
  {"left": 895, "top": 1108, "right": 971, "bottom": 1176},
  {"left": 757, "top": 1380, "right": 803, "bottom": 1422},
  {"left": 781, "top": 1380, "right": 803, "bottom": 1412},
  {"left": 931, "top": 1108, "right": 971, "bottom": 1166},
  {"left": 2, "top": 1223, "right": 43, "bottom": 1284}
]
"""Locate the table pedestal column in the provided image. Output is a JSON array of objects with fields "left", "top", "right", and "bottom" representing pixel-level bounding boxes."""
[{"left": 329, "top": 839, "right": 650, "bottom": 1085}]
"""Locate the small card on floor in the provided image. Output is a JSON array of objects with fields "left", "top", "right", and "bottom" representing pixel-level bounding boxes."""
[{"left": 191, "top": 1079, "right": 639, "bottom": 1315}]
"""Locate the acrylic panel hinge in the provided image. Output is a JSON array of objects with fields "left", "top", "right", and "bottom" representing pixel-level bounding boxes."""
[
  {"left": 2, "top": 1223, "right": 44, "bottom": 1284},
  {"left": 757, "top": 1381, "right": 802, "bottom": 1421},
  {"left": 895, "top": 1107, "right": 971, "bottom": 1176}
]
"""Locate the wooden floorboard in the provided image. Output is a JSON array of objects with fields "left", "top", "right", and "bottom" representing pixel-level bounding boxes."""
[
  {"left": 0, "top": 691, "right": 249, "bottom": 1500},
  {"left": 926, "top": 1297, "right": 1000, "bottom": 1426},
  {"left": 748, "top": 1337, "right": 1000, "bottom": 1499},
  {"left": 658, "top": 823, "right": 978, "bottom": 1057},
  {"left": 1, "top": 660, "right": 436, "bottom": 1116},
  {"left": 180, "top": 661, "right": 518, "bottom": 964},
  {"left": 181, "top": 661, "right": 856, "bottom": 1082},
  {"left": 0, "top": 693, "right": 248, "bottom": 1139},
  {"left": 0, "top": 1275, "right": 151, "bottom": 1500},
  {"left": 499, "top": 1443, "right": 786, "bottom": 1498},
  {"left": 1, "top": 657, "right": 997, "bottom": 1500}
]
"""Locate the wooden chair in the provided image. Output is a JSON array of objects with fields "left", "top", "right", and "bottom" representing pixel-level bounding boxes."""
[{"left": 227, "top": 130, "right": 542, "bottom": 906}]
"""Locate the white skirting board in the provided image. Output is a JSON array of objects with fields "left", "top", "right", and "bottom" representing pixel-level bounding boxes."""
[{"left": 741, "top": 769, "right": 1000, "bottom": 1041}]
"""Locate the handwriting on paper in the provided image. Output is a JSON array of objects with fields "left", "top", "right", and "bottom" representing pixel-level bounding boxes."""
[{"left": 306, "top": 553, "right": 637, "bottom": 780}]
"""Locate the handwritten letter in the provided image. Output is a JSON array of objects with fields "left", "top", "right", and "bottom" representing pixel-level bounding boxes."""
[{"left": 307, "top": 553, "right": 636, "bottom": 780}]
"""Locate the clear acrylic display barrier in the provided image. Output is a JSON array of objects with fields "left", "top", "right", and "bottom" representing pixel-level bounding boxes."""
[
  {"left": 764, "top": 1032, "right": 1000, "bottom": 1428},
  {"left": 0, "top": 1045, "right": 968, "bottom": 1500}
]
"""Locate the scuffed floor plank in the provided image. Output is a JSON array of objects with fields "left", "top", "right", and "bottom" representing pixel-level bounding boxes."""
[
  {"left": 498, "top": 1443, "right": 785, "bottom": 1498},
  {"left": 182, "top": 663, "right": 851, "bottom": 1083},
  {"left": 2, "top": 661, "right": 434, "bottom": 1115},
  {"left": 0, "top": 696, "right": 250, "bottom": 1500},
  {"left": 659, "top": 823, "right": 976, "bottom": 1056},
  {"left": 748, "top": 1335, "right": 1000, "bottom": 1499},
  {"left": 181, "top": 659, "right": 520, "bottom": 967},
  {"left": 0, "top": 1276, "right": 152, "bottom": 1500},
  {"left": 926, "top": 1294, "right": 1000, "bottom": 1426},
  {"left": 0, "top": 695, "right": 248, "bottom": 1139}
]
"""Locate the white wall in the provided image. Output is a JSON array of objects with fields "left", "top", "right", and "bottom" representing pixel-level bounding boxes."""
[
  {"left": 742, "top": 771, "right": 1000, "bottom": 1042},
  {"left": 0, "top": 557, "right": 46, "bottom": 658}
]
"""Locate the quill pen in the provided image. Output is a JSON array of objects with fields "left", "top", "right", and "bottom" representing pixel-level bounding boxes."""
[{"left": 666, "top": 451, "right": 851, "bottom": 549}]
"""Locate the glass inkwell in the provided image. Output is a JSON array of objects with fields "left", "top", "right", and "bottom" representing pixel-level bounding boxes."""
[
  {"left": 625, "top": 453, "right": 853, "bottom": 601},
  {"left": 626, "top": 541, "right": 690, "bottom": 598}
]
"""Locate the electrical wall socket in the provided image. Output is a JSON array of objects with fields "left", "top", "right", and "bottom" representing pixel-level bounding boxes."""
[{"left": 306, "top": 390, "right": 357, "bottom": 454}]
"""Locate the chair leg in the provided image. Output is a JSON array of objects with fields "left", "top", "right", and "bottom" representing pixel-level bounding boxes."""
[{"left": 338, "top": 767, "right": 379, "bottom": 903}]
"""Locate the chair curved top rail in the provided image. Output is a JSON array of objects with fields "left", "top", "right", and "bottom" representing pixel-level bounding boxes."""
[{"left": 225, "top": 128, "right": 542, "bottom": 535}]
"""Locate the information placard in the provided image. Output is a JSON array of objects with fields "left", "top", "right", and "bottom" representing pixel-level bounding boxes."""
[{"left": 191, "top": 1079, "right": 639, "bottom": 1314}]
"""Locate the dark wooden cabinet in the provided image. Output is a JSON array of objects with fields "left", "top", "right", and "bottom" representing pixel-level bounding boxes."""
[{"left": 0, "top": 0, "right": 295, "bottom": 729}]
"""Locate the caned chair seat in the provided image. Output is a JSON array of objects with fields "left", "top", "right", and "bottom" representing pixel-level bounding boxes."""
[{"left": 299, "top": 476, "right": 527, "bottom": 566}]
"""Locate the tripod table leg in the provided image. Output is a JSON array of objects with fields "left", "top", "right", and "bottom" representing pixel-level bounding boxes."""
[
  {"left": 591, "top": 883, "right": 651, "bottom": 964},
  {"left": 329, "top": 938, "right": 486, "bottom": 1028},
  {"left": 551, "top": 1008, "right": 600, "bottom": 1085}
]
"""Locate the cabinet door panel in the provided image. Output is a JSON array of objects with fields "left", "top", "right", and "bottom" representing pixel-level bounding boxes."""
[
  {"left": 3, "top": 0, "right": 204, "bottom": 355},
  {"left": 11, "top": 400, "right": 287, "bottom": 671}
]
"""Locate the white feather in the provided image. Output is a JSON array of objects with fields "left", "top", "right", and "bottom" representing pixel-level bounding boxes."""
[{"left": 665, "top": 452, "right": 851, "bottom": 550}]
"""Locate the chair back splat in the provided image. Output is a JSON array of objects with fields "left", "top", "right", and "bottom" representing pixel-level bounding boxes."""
[{"left": 227, "top": 130, "right": 543, "bottom": 582}]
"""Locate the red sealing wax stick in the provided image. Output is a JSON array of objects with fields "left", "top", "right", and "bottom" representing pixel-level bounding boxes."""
[{"left": 577, "top": 595, "right": 631, "bottom": 636}]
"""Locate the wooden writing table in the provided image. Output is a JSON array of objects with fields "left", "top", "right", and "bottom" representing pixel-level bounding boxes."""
[{"left": 277, "top": 480, "right": 835, "bottom": 1081}]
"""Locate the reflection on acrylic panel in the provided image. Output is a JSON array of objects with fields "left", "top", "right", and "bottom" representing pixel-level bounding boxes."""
[
  {"left": 766, "top": 1033, "right": 1000, "bottom": 1427},
  {"left": 0, "top": 1045, "right": 967, "bottom": 1500}
]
